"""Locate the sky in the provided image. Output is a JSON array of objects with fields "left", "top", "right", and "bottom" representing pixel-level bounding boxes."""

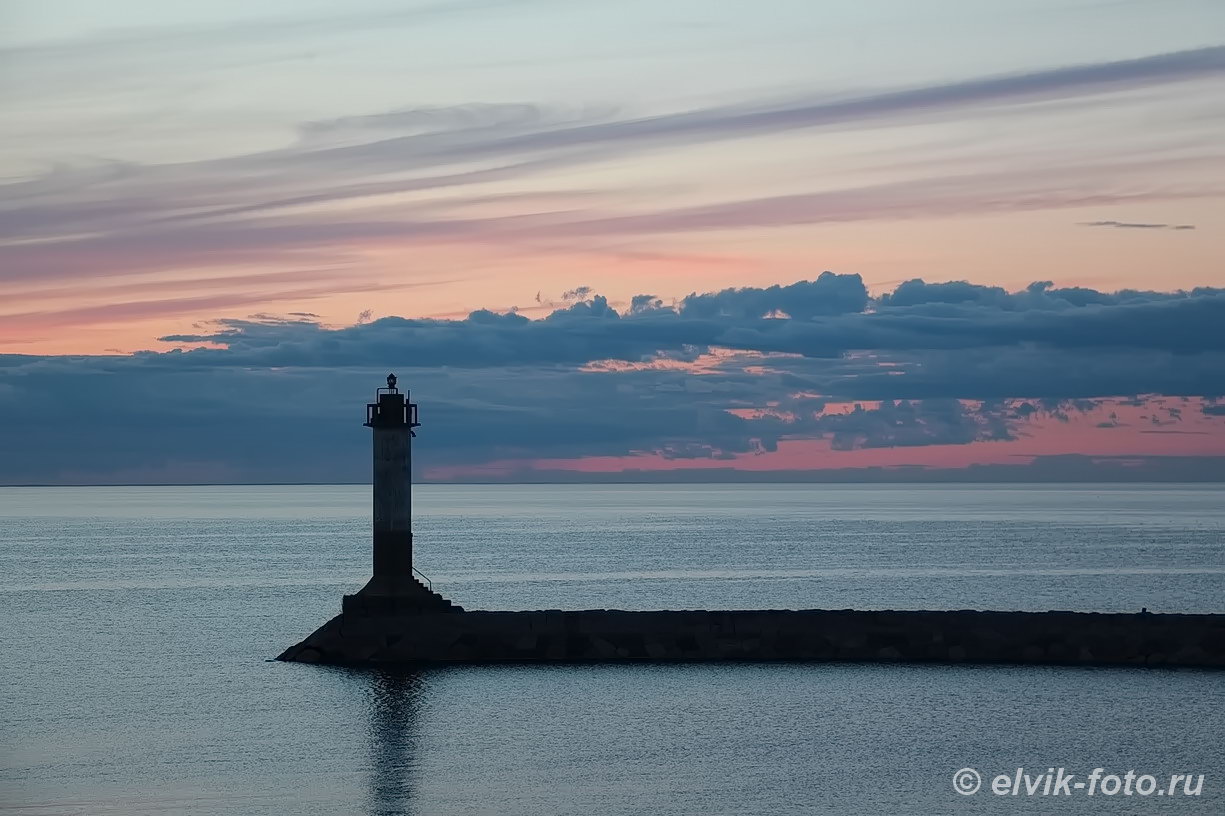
[{"left": 1, "top": 0, "right": 1223, "bottom": 483}]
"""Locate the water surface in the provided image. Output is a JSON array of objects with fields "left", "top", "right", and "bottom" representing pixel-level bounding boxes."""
[{"left": 3, "top": 484, "right": 1222, "bottom": 814}]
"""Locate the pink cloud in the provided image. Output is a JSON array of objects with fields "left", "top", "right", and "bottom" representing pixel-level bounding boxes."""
[{"left": 427, "top": 396, "right": 1225, "bottom": 479}]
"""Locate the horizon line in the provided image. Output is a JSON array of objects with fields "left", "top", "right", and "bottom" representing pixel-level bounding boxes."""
[{"left": 3, "top": 479, "right": 1224, "bottom": 488}]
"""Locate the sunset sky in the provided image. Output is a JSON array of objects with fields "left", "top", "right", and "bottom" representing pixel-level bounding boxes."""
[{"left": 1, "top": 0, "right": 1223, "bottom": 483}]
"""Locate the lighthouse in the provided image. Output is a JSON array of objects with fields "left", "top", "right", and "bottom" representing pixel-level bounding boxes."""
[{"left": 344, "top": 374, "right": 458, "bottom": 614}]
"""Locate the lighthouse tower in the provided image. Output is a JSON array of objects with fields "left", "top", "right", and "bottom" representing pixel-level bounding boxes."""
[{"left": 344, "top": 374, "right": 458, "bottom": 614}]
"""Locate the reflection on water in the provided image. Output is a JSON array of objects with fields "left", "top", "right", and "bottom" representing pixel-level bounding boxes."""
[{"left": 366, "top": 671, "right": 425, "bottom": 816}]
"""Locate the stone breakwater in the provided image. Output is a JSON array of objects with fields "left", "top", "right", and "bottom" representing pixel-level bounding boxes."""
[{"left": 278, "top": 609, "right": 1225, "bottom": 668}]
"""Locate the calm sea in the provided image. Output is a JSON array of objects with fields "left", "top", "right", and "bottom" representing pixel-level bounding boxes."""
[{"left": 2, "top": 484, "right": 1223, "bottom": 814}]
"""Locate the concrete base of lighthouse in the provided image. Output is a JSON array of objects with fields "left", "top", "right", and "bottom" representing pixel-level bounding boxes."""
[{"left": 343, "top": 578, "right": 463, "bottom": 616}]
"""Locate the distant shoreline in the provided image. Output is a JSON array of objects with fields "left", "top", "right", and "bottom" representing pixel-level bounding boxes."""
[{"left": 3, "top": 479, "right": 1224, "bottom": 488}]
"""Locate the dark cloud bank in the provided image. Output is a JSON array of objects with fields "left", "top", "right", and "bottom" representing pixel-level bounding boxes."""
[{"left": 2, "top": 274, "right": 1223, "bottom": 484}]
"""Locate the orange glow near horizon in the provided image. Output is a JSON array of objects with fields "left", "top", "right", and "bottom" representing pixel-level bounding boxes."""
[{"left": 4, "top": 200, "right": 1223, "bottom": 355}]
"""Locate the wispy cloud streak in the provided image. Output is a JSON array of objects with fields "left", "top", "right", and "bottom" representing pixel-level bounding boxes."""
[
  {"left": 2, "top": 45, "right": 1222, "bottom": 321},
  {"left": 1080, "top": 220, "right": 1197, "bottom": 230}
]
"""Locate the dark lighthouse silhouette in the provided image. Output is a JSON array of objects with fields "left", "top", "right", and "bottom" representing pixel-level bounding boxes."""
[
  {"left": 277, "top": 376, "right": 1225, "bottom": 667},
  {"left": 345, "top": 373, "right": 458, "bottom": 614}
]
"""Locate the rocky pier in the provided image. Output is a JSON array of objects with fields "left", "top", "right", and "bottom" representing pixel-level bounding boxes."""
[{"left": 279, "top": 608, "right": 1225, "bottom": 668}]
